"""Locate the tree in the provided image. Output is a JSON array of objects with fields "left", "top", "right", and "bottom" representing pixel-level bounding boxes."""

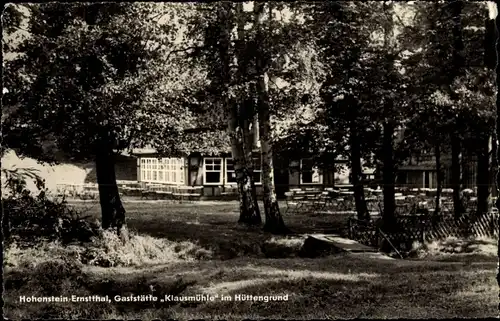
[
  {"left": 251, "top": 3, "right": 288, "bottom": 233},
  {"left": 400, "top": 1, "right": 494, "bottom": 220},
  {"left": 450, "top": 0, "right": 466, "bottom": 219},
  {"left": 192, "top": 3, "right": 319, "bottom": 231},
  {"left": 187, "top": 3, "right": 262, "bottom": 225},
  {"left": 491, "top": 1, "right": 500, "bottom": 217},
  {"left": 309, "top": 1, "right": 382, "bottom": 221},
  {"left": 2, "top": 3, "right": 188, "bottom": 234},
  {"left": 379, "top": 1, "right": 398, "bottom": 230}
]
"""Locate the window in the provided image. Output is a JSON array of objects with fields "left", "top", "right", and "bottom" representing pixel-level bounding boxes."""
[
  {"left": 225, "top": 157, "right": 262, "bottom": 185},
  {"left": 152, "top": 159, "right": 157, "bottom": 181},
  {"left": 204, "top": 158, "right": 222, "bottom": 184},
  {"left": 252, "top": 157, "right": 262, "bottom": 184},
  {"left": 226, "top": 158, "right": 237, "bottom": 184},
  {"left": 141, "top": 159, "right": 146, "bottom": 182},
  {"left": 140, "top": 157, "right": 184, "bottom": 184},
  {"left": 300, "top": 158, "right": 322, "bottom": 184},
  {"left": 158, "top": 159, "right": 164, "bottom": 182}
]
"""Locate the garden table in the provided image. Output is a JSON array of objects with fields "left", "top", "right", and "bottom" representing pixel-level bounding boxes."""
[
  {"left": 299, "top": 190, "right": 324, "bottom": 210},
  {"left": 365, "top": 196, "right": 380, "bottom": 214},
  {"left": 337, "top": 192, "right": 354, "bottom": 211}
]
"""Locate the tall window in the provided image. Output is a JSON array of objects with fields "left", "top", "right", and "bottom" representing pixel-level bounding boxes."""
[
  {"left": 226, "top": 158, "right": 236, "bottom": 184},
  {"left": 252, "top": 157, "right": 262, "bottom": 184},
  {"left": 141, "top": 159, "right": 146, "bottom": 182},
  {"left": 225, "top": 157, "right": 262, "bottom": 185},
  {"left": 140, "top": 157, "right": 184, "bottom": 184},
  {"left": 204, "top": 158, "right": 223, "bottom": 184},
  {"left": 300, "top": 158, "right": 322, "bottom": 184},
  {"left": 146, "top": 159, "right": 151, "bottom": 180},
  {"left": 158, "top": 159, "right": 164, "bottom": 182},
  {"left": 152, "top": 158, "right": 157, "bottom": 181}
]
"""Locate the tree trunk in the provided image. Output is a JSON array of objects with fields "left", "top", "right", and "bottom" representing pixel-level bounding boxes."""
[
  {"left": 228, "top": 104, "right": 261, "bottom": 225},
  {"left": 381, "top": 2, "right": 397, "bottom": 233},
  {"left": 350, "top": 120, "right": 369, "bottom": 220},
  {"left": 451, "top": 134, "right": 463, "bottom": 219},
  {"left": 242, "top": 120, "right": 261, "bottom": 222},
  {"left": 232, "top": 135, "right": 262, "bottom": 225},
  {"left": 95, "top": 135, "right": 126, "bottom": 235},
  {"left": 241, "top": 97, "right": 262, "bottom": 222},
  {"left": 490, "top": 0, "right": 500, "bottom": 262},
  {"left": 252, "top": 2, "right": 287, "bottom": 233},
  {"left": 434, "top": 143, "right": 442, "bottom": 219},
  {"left": 219, "top": 3, "right": 261, "bottom": 225},
  {"left": 476, "top": 136, "right": 490, "bottom": 216},
  {"left": 491, "top": 133, "right": 498, "bottom": 198},
  {"left": 257, "top": 74, "right": 288, "bottom": 234},
  {"left": 382, "top": 121, "right": 396, "bottom": 230},
  {"left": 235, "top": 3, "right": 261, "bottom": 223},
  {"left": 228, "top": 103, "right": 261, "bottom": 226}
]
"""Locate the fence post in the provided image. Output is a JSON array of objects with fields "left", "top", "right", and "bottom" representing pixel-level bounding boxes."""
[
  {"left": 375, "top": 225, "right": 381, "bottom": 250},
  {"left": 490, "top": 214, "right": 495, "bottom": 237},
  {"left": 348, "top": 218, "right": 352, "bottom": 239}
]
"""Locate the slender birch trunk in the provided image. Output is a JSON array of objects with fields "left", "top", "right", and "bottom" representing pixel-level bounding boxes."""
[
  {"left": 236, "top": 3, "right": 261, "bottom": 220},
  {"left": 254, "top": 2, "right": 287, "bottom": 233},
  {"left": 218, "top": 4, "right": 261, "bottom": 225},
  {"left": 476, "top": 136, "right": 490, "bottom": 216},
  {"left": 229, "top": 112, "right": 261, "bottom": 225},
  {"left": 257, "top": 74, "right": 287, "bottom": 234},
  {"left": 241, "top": 115, "right": 261, "bottom": 220}
]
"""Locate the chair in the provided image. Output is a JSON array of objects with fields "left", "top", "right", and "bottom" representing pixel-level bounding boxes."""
[{"left": 284, "top": 191, "right": 303, "bottom": 214}]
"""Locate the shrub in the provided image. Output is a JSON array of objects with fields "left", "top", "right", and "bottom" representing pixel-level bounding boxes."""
[
  {"left": 262, "top": 236, "right": 305, "bottom": 258},
  {"left": 410, "top": 236, "right": 497, "bottom": 258},
  {"left": 80, "top": 228, "right": 213, "bottom": 267},
  {"left": 2, "top": 167, "right": 100, "bottom": 246}
]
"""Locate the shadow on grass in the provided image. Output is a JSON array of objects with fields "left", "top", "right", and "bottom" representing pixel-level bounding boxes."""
[
  {"left": 5, "top": 249, "right": 497, "bottom": 320},
  {"left": 4, "top": 260, "right": 195, "bottom": 319},
  {"left": 167, "top": 257, "right": 497, "bottom": 319},
  {"left": 64, "top": 201, "right": 500, "bottom": 267},
  {"left": 69, "top": 201, "right": 351, "bottom": 260}
]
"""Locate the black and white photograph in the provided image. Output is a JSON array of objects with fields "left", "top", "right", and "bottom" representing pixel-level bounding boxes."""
[{"left": 2, "top": 1, "right": 499, "bottom": 319}]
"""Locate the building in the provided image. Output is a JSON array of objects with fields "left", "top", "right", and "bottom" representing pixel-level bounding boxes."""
[
  {"left": 131, "top": 146, "right": 358, "bottom": 199},
  {"left": 396, "top": 150, "right": 494, "bottom": 191}
]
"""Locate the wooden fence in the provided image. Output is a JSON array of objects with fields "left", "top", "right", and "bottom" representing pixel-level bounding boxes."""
[
  {"left": 348, "top": 212, "right": 499, "bottom": 251},
  {"left": 424, "top": 213, "right": 499, "bottom": 241}
]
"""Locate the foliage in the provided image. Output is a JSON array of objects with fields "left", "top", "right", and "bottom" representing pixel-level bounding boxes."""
[
  {"left": 182, "top": 3, "right": 324, "bottom": 150},
  {"left": 2, "top": 166, "right": 100, "bottom": 245},
  {"left": 2, "top": 3, "right": 195, "bottom": 162},
  {"left": 411, "top": 236, "right": 497, "bottom": 258},
  {"left": 400, "top": 1, "right": 494, "bottom": 155}
]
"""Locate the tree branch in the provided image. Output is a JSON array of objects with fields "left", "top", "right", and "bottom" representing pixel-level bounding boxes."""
[
  {"left": 165, "top": 46, "right": 203, "bottom": 61},
  {"left": 393, "top": 8, "right": 407, "bottom": 28},
  {"left": 183, "top": 125, "right": 227, "bottom": 134},
  {"left": 4, "top": 25, "right": 30, "bottom": 34}
]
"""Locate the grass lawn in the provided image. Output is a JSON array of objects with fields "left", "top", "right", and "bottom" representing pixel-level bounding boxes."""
[
  {"left": 71, "top": 200, "right": 351, "bottom": 259},
  {"left": 4, "top": 200, "right": 498, "bottom": 319}
]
